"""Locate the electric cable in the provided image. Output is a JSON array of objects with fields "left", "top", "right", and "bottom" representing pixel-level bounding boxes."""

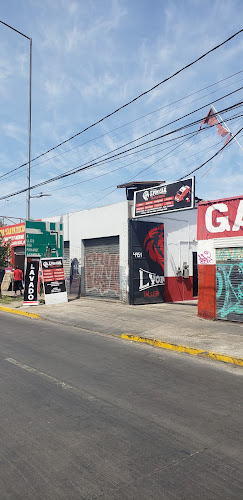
[
  {"left": 1, "top": 83, "right": 242, "bottom": 187},
  {"left": 0, "top": 30, "right": 242, "bottom": 179},
  {"left": 1, "top": 88, "right": 240, "bottom": 190},
  {"left": 40, "top": 125, "right": 243, "bottom": 219},
  {"left": 66, "top": 127, "right": 242, "bottom": 217},
  {"left": 5, "top": 70, "right": 243, "bottom": 178},
  {"left": 0, "top": 103, "right": 242, "bottom": 202},
  {"left": 179, "top": 127, "right": 243, "bottom": 179},
  {"left": 46, "top": 112, "right": 243, "bottom": 196}
]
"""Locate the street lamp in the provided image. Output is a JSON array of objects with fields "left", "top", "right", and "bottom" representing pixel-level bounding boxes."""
[
  {"left": 0, "top": 20, "right": 32, "bottom": 221},
  {"left": 30, "top": 193, "right": 52, "bottom": 199}
]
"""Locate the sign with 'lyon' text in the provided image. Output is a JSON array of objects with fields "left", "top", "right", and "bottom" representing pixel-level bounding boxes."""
[{"left": 129, "top": 220, "right": 165, "bottom": 304}]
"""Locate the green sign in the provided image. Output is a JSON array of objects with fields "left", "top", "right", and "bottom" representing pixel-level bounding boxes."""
[{"left": 25, "top": 221, "right": 63, "bottom": 258}]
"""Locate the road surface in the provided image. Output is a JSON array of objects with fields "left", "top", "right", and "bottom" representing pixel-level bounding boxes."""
[{"left": 0, "top": 312, "right": 242, "bottom": 499}]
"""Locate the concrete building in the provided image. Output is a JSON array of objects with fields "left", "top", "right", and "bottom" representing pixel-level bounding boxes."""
[
  {"left": 197, "top": 195, "right": 243, "bottom": 322},
  {"left": 44, "top": 196, "right": 198, "bottom": 304}
]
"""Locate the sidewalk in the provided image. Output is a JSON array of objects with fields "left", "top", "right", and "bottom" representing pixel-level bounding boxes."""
[{"left": 1, "top": 293, "right": 243, "bottom": 362}]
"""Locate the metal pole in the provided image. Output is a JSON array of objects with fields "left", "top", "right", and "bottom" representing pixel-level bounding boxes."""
[
  {"left": 0, "top": 21, "right": 32, "bottom": 220},
  {"left": 26, "top": 38, "right": 32, "bottom": 220}
]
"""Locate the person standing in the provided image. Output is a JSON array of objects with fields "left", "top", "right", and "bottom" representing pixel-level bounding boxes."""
[{"left": 13, "top": 266, "right": 23, "bottom": 296}]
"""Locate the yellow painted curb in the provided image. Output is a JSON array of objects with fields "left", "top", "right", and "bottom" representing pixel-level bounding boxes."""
[
  {"left": 0, "top": 306, "right": 40, "bottom": 319},
  {"left": 121, "top": 334, "right": 243, "bottom": 367}
]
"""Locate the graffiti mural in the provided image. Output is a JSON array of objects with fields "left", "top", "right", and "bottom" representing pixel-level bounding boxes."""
[
  {"left": 85, "top": 252, "right": 120, "bottom": 297},
  {"left": 216, "top": 247, "right": 243, "bottom": 322}
]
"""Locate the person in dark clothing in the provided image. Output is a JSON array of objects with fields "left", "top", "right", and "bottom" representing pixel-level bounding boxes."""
[{"left": 13, "top": 266, "right": 23, "bottom": 295}]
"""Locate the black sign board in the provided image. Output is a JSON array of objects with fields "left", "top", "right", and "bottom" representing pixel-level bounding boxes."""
[
  {"left": 134, "top": 177, "right": 194, "bottom": 217},
  {"left": 129, "top": 220, "right": 164, "bottom": 304},
  {"left": 41, "top": 258, "right": 67, "bottom": 305},
  {"left": 23, "top": 257, "right": 40, "bottom": 305}
]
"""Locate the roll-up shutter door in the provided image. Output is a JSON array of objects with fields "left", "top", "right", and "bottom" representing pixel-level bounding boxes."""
[
  {"left": 216, "top": 247, "right": 243, "bottom": 322},
  {"left": 84, "top": 236, "right": 120, "bottom": 299}
]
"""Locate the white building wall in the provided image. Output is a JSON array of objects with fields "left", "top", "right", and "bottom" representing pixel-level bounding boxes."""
[
  {"left": 44, "top": 201, "right": 130, "bottom": 302},
  {"left": 142, "top": 208, "right": 198, "bottom": 277}
]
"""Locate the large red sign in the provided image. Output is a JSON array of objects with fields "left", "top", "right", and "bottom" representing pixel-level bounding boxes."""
[
  {"left": 0, "top": 223, "right": 25, "bottom": 247},
  {"left": 197, "top": 196, "right": 243, "bottom": 240}
]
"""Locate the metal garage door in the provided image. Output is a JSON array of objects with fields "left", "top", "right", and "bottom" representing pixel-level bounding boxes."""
[
  {"left": 84, "top": 236, "right": 120, "bottom": 299},
  {"left": 216, "top": 247, "right": 243, "bottom": 322}
]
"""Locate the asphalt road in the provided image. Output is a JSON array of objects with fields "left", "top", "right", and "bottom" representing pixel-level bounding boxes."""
[{"left": 0, "top": 313, "right": 242, "bottom": 499}]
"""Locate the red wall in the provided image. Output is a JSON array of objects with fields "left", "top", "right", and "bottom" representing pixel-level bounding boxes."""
[
  {"left": 164, "top": 276, "right": 194, "bottom": 302},
  {"left": 198, "top": 265, "right": 216, "bottom": 319}
]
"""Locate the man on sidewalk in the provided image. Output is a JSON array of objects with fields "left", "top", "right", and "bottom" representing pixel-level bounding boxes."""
[{"left": 13, "top": 266, "right": 23, "bottom": 296}]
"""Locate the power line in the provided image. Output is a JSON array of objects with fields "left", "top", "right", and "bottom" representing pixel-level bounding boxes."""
[
  {"left": 4, "top": 68, "right": 243, "bottom": 181},
  {"left": 179, "top": 127, "right": 243, "bottom": 179},
  {"left": 1, "top": 105, "right": 241, "bottom": 205},
  {"left": 1, "top": 86, "right": 240, "bottom": 192},
  {"left": 42, "top": 137, "right": 192, "bottom": 217},
  {"left": 45, "top": 112, "right": 242, "bottom": 195},
  {"left": 40, "top": 125, "right": 243, "bottom": 219},
  {"left": 67, "top": 127, "right": 242, "bottom": 217},
  {"left": 0, "top": 29, "right": 242, "bottom": 179}
]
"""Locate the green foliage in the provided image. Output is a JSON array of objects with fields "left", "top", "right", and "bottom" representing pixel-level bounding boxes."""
[{"left": 0, "top": 233, "right": 11, "bottom": 269}]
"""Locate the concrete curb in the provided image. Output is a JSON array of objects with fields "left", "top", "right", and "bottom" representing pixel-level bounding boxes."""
[
  {"left": 121, "top": 334, "right": 243, "bottom": 367},
  {"left": 0, "top": 306, "right": 40, "bottom": 320},
  {"left": 1, "top": 307, "right": 242, "bottom": 366}
]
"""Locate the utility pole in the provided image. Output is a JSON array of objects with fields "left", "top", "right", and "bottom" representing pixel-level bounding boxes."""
[
  {"left": 27, "top": 37, "right": 32, "bottom": 220},
  {"left": 0, "top": 20, "right": 32, "bottom": 220}
]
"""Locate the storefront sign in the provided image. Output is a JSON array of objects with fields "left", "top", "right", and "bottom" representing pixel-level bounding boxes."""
[
  {"left": 26, "top": 220, "right": 63, "bottom": 258},
  {"left": 0, "top": 223, "right": 25, "bottom": 247},
  {"left": 133, "top": 178, "right": 194, "bottom": 217},
  {"left": 41, "top": 257, "right": 67, "bottom": 305},
  {"left": 129, "top": 220, "right": 164, "bottom": 304},
  {"left": 197, "top": 197, "right": 243, "bottom": 240},
  {"left": 23, "top": 257, "right": 40, "bottom": 306}
]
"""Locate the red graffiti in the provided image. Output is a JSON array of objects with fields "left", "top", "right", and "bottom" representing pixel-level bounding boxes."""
[{"left": 144, "top": 224, "right": 164, "bottom": 272}]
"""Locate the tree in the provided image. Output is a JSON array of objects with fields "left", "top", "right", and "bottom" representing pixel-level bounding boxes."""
[{"left": 0, "top": 232, "right": 11, "bottom": 298}]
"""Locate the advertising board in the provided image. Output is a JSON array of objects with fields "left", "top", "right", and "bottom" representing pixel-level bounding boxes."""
[
  {"left": 133, "top": 177, "right": 194, "bottom": 217},
  {"left": 25, "top": 220, "right": 63, "bottom": 258},
  {"left": 41, "top": 257, "right": 67, "bottom": 305},
  {"left": 197, "top": 196, "right": 243, "bottom": 240},
  {"left": 0, "top": 223, "right": 25, "bottom": 247},
  {"left": 129, "top": 220, "right": 164, "bottom": 304}
]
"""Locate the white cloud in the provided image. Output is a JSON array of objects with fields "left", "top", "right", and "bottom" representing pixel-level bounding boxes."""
[
  {"left": 2, "top": 122, "right": 27, "bottom": 143},
  {"left": 44, "top": 77, "right": 70, "bottom": 100}
]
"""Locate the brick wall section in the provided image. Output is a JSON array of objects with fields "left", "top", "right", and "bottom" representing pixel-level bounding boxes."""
[
  {"left": 198, "top": 264, "right": 216, "bottom": 319},
  {"left": 85, "top": 252, "right": 120, "bottom": 298}
]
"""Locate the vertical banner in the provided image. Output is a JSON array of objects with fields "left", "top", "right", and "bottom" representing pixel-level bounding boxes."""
[
  {"left": 41, "top": 257, "right": 67, "bottom": 305},
  {"left": 23, "top": 257, "right": 40, "bottom": 305},
  {"left": 129, "top": 220, "right": 165, "bottom": 304}
]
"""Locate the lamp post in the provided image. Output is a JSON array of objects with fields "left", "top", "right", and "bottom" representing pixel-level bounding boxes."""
[{"left": 0, "top": 20, "right": 32, "bottom": 221}]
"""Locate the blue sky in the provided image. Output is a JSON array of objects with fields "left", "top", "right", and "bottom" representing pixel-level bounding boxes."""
[{"left": 0, "top": 0, "right": 242, "bottom": 222}]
